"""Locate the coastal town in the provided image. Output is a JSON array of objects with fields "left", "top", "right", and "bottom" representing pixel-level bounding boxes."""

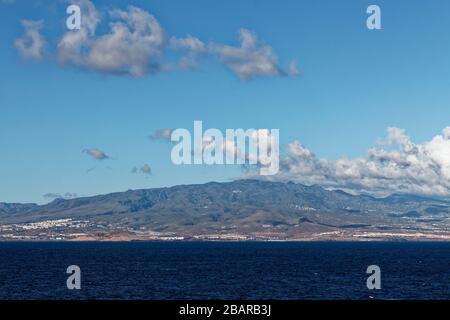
[{"left": 1, "top": 217, "right": 448, "bottom": 241}]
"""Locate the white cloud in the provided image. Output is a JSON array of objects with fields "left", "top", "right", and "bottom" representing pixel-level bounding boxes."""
[
  {"left": 202, "top": 128, "right": 278, "bottom": 166},
  {"left": 83, "top": 148, "right": 109, "bottom": 160},
  {"left": 57, "top": 0, "right": 99, "bottom": 67},
  {"left": 19, "top": 1, "right": 297, "bottom": 80},
  {"left": 58, "top": 2, "right": 166, "bottom": 77},
  {"left": 170, "top": 35, "right": 207, "bottom": 69},
  {"left": 254, "top": 127, "right": 450, "bottom": 197},
  {"left": 210, "top": 28, "right": 293, "bottom": 80},
  {"left": 14, "top": 20, "right": 46, "bottom": 61}
]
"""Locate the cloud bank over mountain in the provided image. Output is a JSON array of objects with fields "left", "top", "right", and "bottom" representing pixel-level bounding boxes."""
[{"left": 258, "top": 127, "right": 450, "bottom": 197}]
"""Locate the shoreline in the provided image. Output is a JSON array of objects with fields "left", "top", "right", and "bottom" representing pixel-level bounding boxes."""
[{"left": 0, "top": 238, "right": 449, "bottom": 242}]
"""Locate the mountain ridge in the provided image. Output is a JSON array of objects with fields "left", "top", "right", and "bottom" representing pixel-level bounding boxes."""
[{"left": 0, "top": 179, "right": 449, "bottom": 241}]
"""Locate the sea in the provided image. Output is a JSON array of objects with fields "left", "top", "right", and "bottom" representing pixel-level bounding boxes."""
[{"left": 0, "top": 241, "right": 448, "bottom": 300}]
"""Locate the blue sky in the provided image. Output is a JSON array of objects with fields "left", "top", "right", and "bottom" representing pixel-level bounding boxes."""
[{"left": 2, "top": 0, "right": 450, "bottom": 203}]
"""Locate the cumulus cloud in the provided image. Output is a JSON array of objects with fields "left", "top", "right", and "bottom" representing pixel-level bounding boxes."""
[
  {"left": 14, "top": 20, "right": 46, "bottom": 61},
  {"left": 260, "top": 127, "right": 450, "bottom": 197},
  {"left": 87, "top": 6, "right": 165, "bottom": 76},
  {"left": 210, "top": 28, "right": 295, "bottom": 80},
  {"left": 56, "top": 1, "right": 162, "bottom": 77},
  {"left": 170, "top": 35, "right": 207, "bottom": 69},
  {"left": 83, "top": 148, "right": 109, "bottom": 160},
  {"left": 57, "top": 1, "right": 168, "bottom": 77},
  {"left": 131, "top": 163, "right": 152, "bottom": 176},
  {"left": 57, "top": 0, "right": 99, "bottom": 67},
  {"left": 149, "top": 128, "right": 174, "bottom": 141},
  {"left": 201, "top": 128, "right": 279, "bottom": 166},
  {"left": 58, "top": 2, "right": 166, "bottom": 77},
  {"left": 16, "top": 0, "right": 296, "bottom": 80}
]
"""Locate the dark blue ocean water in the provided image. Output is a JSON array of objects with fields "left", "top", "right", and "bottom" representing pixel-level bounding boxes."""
[{"left": 0, "top": 241, "right": 448, "bottom": 300}]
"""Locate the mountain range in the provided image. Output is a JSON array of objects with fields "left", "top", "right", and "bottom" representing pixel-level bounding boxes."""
[{"left": 0, "top": 180, "right": 449, "bottom": 240}]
